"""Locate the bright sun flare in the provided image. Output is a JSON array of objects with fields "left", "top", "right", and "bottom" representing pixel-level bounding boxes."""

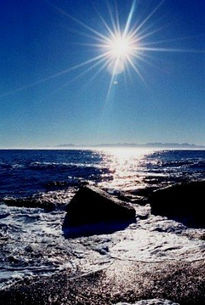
[
  {"left": 103, "top": 32, "right": 137, "bottom": 75},
  {"left": 107, "top": 34, "right": 135, "bottom": 59}
]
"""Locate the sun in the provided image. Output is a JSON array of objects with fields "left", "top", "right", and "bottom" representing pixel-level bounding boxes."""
[
  {"left": 102, "top": 32, "right": 137, "bottom": 75},
  {"left": 106, "top": 34, "right": 135, "bottom": 59}
]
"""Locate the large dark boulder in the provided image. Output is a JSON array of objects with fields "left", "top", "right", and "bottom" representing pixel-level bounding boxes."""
[
  {"left": 149, "top": 180, "right": 205, "bottom": 227},
  {"left": 63, "top": 186, "right": 136, "bottom": 236}
]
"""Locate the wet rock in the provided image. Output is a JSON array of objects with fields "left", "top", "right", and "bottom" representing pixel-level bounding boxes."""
[
  {"left": 64, "top": 186, "right": 136, "bottom": 226},
  {"left": 2, "top": 196, "right": 55, "bottom": 210},
  {"left": 2, "top": 190, "right": 74, "bottom": 211},
  {"left": 115, "top": 299, "right": 180, "bottom": 305},
  {"left": 45, "top": 181, "right": 70, "bottom": 189},
  {"left": 117, "top": 192, "right": 149, "bottom": 206},
  {"left": 44, "top": 179, "right": 87, "bottom": 190},
  {"left": 24, "top": 245, "right": 34, "bottom": 253},
  {"left": 130, "top": 187, "right": 157, "bottom": 198},
  {"left": 149, "top": 180, "right": 205, "bottom": 227},
  {"left": 63, "top": 186, "right": 136, "bottom": 236},
  {"left": 135, "top": 204, "right": 150, "bottom": 220}
]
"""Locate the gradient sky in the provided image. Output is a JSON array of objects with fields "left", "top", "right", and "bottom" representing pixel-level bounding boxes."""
[{"left": 0, "top": 0, "right": 205, "bottom": 148}]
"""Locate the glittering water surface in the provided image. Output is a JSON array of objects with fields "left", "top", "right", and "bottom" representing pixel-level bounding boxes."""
[
  {"left": 0, "top": 148, "right": 205, "bottom": 289},
  {"left": 0, "top": 148, "right": 204, "bottom": 197}
]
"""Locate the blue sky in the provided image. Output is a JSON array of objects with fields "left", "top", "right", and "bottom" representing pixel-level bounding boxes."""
[{"left": 0, "top": 0, "right": 204, "bottom": 147}]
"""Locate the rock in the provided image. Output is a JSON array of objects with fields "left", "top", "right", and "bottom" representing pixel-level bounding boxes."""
[
  {"left": 115, "top": 299, "right": 180, "bottom": 305},
  {"left": 135, "top": 204, "right": 150, "bottom": 220},
  {"left": 2, "top": 196, "right": 55, "bottom": 210},
  {"left": 149, "top": 180, "right": 205, "bottom": 227},
  {"left": 63, "top": 186, "right": 136, "bottom": 236},
  {"left": 2, "top": 190, "right": 73, "bottom": 211},
  {"left": 64, "top": 186, "right": 136, "bottom": 226}
]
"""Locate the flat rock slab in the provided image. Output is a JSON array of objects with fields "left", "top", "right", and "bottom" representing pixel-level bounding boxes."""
[{"left": 63, "top": 186, "right": 136, "bottom": 232}]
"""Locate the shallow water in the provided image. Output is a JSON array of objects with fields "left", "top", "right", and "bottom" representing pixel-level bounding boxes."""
[{"left": 0, "top": 148, "right": 204, "bottom": 289}]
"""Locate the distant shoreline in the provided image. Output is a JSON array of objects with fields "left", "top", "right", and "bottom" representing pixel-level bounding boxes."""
[
  {"left": 0, "top": 147, "right": 205, "bottom": 151},
  {"left": 0, "top": 142, "right": 205, "bottom": 150}
]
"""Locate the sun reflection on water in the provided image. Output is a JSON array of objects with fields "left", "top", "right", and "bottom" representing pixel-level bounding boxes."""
[{"left": 94, "top": 147, "right": 157, "bottom": 192}]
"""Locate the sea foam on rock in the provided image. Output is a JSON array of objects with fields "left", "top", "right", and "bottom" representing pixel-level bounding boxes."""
[
  {"left": 63, "top": 185, "right": 136, "bottom": 236},
  {"left": 149, "top": 180, "right": 205, "bottom": 227}
]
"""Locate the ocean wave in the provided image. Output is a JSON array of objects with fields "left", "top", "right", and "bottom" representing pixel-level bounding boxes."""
[
  {"left": 0, "top": 163, "right": 12, "bottom": 170},
  {"left": 28, "top": 161, "right": 104, "bottom": 170},
  {"left": 0, "top": 162, "right": 26, "bottom": 170},
  {"left": 189, "top": 160, "right": 205, "bottom": 169}
]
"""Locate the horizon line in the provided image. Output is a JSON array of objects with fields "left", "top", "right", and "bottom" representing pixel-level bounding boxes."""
[{"left": 0, "top": 142, "right": 205, "bottom": 150}]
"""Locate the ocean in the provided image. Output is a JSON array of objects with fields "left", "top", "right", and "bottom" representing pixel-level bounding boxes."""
[
  {"left": 0, "top": 148, "right": 205, "bottom": 292},
  {"left": 0, "top": 148, "right": 204, "bottom": 197}
]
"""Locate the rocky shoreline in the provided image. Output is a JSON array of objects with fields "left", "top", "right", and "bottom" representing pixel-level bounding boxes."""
[{"left": 0, "top": 181, "right": 204, "bottom": 305}]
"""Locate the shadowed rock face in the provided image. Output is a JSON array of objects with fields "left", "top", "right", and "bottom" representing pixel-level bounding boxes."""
[
  {"left": 63, "top": 186, "right": 136, "bottom": 236},
  {"left": 149, "top": 180, "right": 205, "bottom": 227}
]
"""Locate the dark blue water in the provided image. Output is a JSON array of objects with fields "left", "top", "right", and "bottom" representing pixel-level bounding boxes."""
[
  {"left": 0, "top": 149, "right": 106, "bottom": 197},
  {"left": 0, "top": 148, "right": 204, "bottom": 198}
]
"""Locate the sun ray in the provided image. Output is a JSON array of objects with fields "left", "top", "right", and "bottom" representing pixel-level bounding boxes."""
[
  {"left": 132, "top": 0, "right": 165, "bottom": 37},
  {"left": 92, "top": 3, "right": 115, "bottom": 39},
  {"left": 126, "top": 56, "right": 146, "bottom": 85},
  {"left": 0, "top": 52, "right": 109, "bottom": 98},
  {"left": 81, "top": 58, "right": 112, "bottom": 89},
  {"left": 123, "top": 0, "right": 136, "bottom": 37},
  {"left": 61, "top": 24, "right": 107, "bottom": 44},
  {"left": 132, "top": 52, "right": 167, "bottom": 74},
  {"left": 136, "top": 47, "right": 205, "bottom": 53},
  {"left": 131, "top": 23, "right": 171, "bottom": 44},
  {"left": 46, "top": 0, "right": 110, "bottom": 42},
  {"left": 106, "top": 0, "right": 118, "bottom": 35},
  {"left": 68, "top": 56, "right": 109, "bottom": 83},
  {"left": 140, "top": 33, "right": 205, "bottom": 47},
  {"left": 106, "top": 57, "right": 121, "bottom": 99},
  {"left": 43, "top": 56, "right": 109, "bottom": 99},
  {"left": 114, "top": 0, "right": 121, "bottom": 33},
  {"left": 70, "top": 42, "right": 106, "bottom": 48},
  {"left": 38, "top": 57, "right": 111, "bottom": 104}
]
